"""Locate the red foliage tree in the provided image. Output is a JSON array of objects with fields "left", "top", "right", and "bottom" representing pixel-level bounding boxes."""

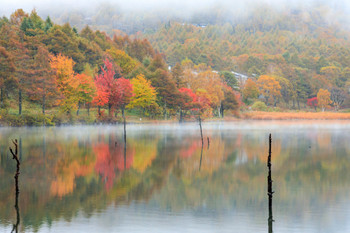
[
  {"left": 93, "top": 58, "right": 119, "bottom": 116},
  {"left": 195, "top": 89, "right": 211, "bottom": 115},
  {"left": 307, "top": 97, "right": 318, "bottom": 111},
  {"left": 178, "top": 87, "right": 198, "bottom": 122},
  {"left": 115, "top": 77, "right": 133, "bottom": 117}
]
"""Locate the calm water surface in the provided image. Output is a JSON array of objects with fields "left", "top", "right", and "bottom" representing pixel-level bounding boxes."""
[{"left": 1, "top": 121, "right": 350, "bottom": 232}]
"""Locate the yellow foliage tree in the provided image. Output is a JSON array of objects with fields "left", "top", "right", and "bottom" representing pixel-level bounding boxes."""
[
  {"left": 107, "top": 47, "right": 137, "bottom": 75},
  {"left": 243, "top": 78, "right": 259, "bottom": 103},
  {"left": 127, "top": 74, "right": 157, "bottom": 114},
  {"left": 317, "top": 89, "right": 331, "bottom": 112},
  {"left": 257, "top": 75, "right": 281, "bottom": 106}
]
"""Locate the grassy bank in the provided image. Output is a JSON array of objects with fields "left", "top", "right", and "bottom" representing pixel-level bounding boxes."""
[
  {"left": 2, "top": 99, "right": 350, "bottom": 127},
  {"left": 242, "top": 111, "right": 350, "bottom": 120}
]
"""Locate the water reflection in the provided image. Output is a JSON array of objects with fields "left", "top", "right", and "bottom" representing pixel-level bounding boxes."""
[{"left": 0, "top": 122, "right": 349, "bottom": 232}]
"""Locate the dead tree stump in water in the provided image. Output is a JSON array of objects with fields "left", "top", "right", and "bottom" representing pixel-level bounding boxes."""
[
  {"left": 199, "top": 142, "right": 204, "bottom": 171},
  {"left": 198, "top": 116, "right": 204, "bottom": 171},
  {"left": 267, "top": 134, "right": 274, "bottom": 233},
  {"left": 9, "top": 139, "right": 20, "bottom": 233},
  {"left": 123, "top": 110, "right": 127, "bottom": 170},
  {"left": 198, "top": 116, "right": 204, "bottom": 145}
]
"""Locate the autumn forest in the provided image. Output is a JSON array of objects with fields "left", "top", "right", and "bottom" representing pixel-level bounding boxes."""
[{"left": 1, "top": 4, "right": 350, "bottom": 126}]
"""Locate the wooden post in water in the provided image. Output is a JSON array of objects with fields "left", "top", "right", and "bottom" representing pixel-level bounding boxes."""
[
  {"left": 123, "top": 109, "right": 127, "bottom": 170},
  {"left": 198, "top": 116, "right": 204, "bottom": 145},
  {"left": 199, "top": 142, "right": 203, "bottom": 171},
  {"left": 198, "top": 116, "right": 204, "bottom": 171},
  {"left": 9, "top": 139, "right": 20, "bottom": 233},
  {"left": 267, "top": 134, "right": 274, "bottom": 233}
]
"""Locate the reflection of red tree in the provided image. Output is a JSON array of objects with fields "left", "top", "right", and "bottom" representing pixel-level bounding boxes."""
[
  {"left": 180, "top": 141, "right": 201, "bottom": 158},
  {"left": 113, "top": 145, "right": 134, "bottom": 171},
  {"left": 94, "top": 143, "right": 115, "bottom": 190},
  {"left": 94, "top": 143, "right": 134, "bottom": 190}
]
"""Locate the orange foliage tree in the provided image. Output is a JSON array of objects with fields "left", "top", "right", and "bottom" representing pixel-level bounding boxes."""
[{"left": 50, "top": 54, "right": 78, "bottom": 113}]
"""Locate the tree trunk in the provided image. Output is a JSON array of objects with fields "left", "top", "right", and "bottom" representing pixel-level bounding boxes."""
[
  {"left": 0, "top": 88, "right": 3, "bottom": 108},
  {"left": 265, "top": 96, "right": 269, "bottom": 105},
  {"left": 297, "top": 98, "right": 300, "bottom": 110},
  {"left": 179, "top": 109, "right": 183, "bottom": 123},
  {"left": 221, "top": 103, "right": 224, "bottom": 118},
  {"left": 42, "top": 94, "right": 46, "bottom": 115},
  {"left": 87, "top": 103, "right": 90, "bottom": 116},
  {"left": 217, "top": 106, "right": 221, "bottom": 118},
  {"left": 98, "top": 106, "right": 101, "bottom": 116},
  {"left": 108, "top": 103, "right": 112, "bottom": 117},
  {"left": 164, "top": 102, "right": 167, "bottom": 120},
  {"left": 76, "top": 102, "right": 81, "bottom": 116},
  {"left": 18, "top": 89, "right": 22, "bottom": 115},
  {"left": 221, "top": 103, "right": 225, "bottom": 118}
]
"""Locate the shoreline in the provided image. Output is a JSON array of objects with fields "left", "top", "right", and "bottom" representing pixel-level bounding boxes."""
[
  {"left": 241, "top": 111, "right": 350, "bottom": 120},
  {"left": 1, "top": 111, "right": 350, "bottom": 127},
  {"left": 2, "top": 114, "right": 350, "bottom": 127}
]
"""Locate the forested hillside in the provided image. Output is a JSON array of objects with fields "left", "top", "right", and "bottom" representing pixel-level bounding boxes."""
[
  {"left": 0, "top": 9, "right": 239, "bottom": 126},
  {"left": 45, "top": 3, "right": 350, "bottom": 112},
  {"left": 143, "top": 6, "right": 350, "bottom": 109}
]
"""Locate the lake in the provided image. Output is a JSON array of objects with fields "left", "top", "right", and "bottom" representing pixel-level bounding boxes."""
[{"left": 1, "top": 121, "right": 350, "bottom": 232}]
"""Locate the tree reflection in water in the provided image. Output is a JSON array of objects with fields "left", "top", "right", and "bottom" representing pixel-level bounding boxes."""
[{"left": 0, "top": 124, "right": 350, "bottom": 232}]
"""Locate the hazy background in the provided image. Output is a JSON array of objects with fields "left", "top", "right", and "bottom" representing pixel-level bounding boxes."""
[
  {"left": 2, "top": 0, "right": 350, "bottom": 13},
  {"left": 2, "top": 0, "right": 350, "bottom": 19},
  {"left": 2, "top": 0, "right": 350, "bottom": 35}
]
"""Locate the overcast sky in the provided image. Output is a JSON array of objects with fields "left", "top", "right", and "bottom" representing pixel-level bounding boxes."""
[{"left": 1, "top": 0, "right": 350, "bottom": 19}]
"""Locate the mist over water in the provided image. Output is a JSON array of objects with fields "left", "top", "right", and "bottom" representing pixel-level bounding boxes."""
[{"left": 1, "top": 121, "right": 350, "bottom": 232}]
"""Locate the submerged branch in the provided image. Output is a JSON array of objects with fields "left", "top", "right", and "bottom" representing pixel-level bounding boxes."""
[{"left": 10, "top": 139, "right": 20, "bottom": 233}]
